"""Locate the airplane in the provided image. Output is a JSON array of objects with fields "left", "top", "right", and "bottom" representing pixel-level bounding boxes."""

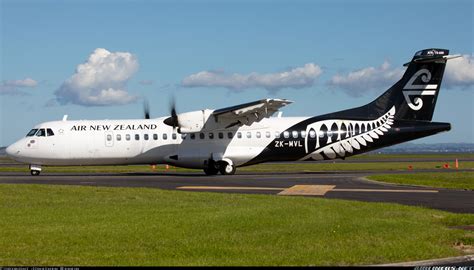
[{"left": 6, "top": 48, "right": 461, "bottom": 176}]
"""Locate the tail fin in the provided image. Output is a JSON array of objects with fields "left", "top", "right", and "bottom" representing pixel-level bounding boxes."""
[
  {"left": 385, "top": 48, "right": 450, "bottom": 121},
  {"left": 332, "top": 48, "right": 459, "bottom": 122}
]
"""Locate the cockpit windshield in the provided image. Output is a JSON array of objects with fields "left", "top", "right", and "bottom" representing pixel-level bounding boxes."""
[
  {"left": 26, "top": 129, "right": 38, "bottom": 137},
  {"left": 36, "top": 129, "right": 46, "bottom": 137},
  {"left": 26, "top": 128, "right": 55, "bottom": 137}
]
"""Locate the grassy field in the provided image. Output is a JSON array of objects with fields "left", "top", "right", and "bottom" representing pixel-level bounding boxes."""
[
  {"left": 1, "top": 161, "right": 473, "bottom": 174},
  {"left": 240, "top": 161, "right": 474, "bottom": 172},
  {"left": 368, "top": 172, "right": 474, "bottom": 190},
  {"left": 0, "top": 184, "right": 473, "bottom": 266},
  {"left": 0, "top": 153, "right": 472, "bottom": 174},
  {"left": 350, "top": 153, "right": 474, "bottom": 160},
  {"left": 1, "top": 153, "right": 472, "bottom": 163}
]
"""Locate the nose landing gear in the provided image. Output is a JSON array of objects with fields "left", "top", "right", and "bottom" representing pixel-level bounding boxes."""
[{"left": 29, "top": 164, "right": 42, "bottom": 176}]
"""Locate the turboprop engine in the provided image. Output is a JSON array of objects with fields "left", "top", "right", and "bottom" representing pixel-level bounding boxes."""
[{"left": 164, "top": 109, "right": 215, "bottom": 133}]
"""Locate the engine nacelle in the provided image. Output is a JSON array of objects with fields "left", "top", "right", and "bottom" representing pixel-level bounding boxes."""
[{"left": 176, "top": 109, "right": 214, "bottom": 133}]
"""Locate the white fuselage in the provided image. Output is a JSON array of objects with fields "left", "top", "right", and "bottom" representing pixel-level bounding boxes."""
[{"left": 6, "top": 116, "right": 308, "bottom": 169}]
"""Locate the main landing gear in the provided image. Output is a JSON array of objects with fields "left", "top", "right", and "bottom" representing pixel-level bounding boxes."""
[
  {"left": 29, "top": 164, "right": 42, "bottom": 176},
  {"left": 219, "top": 162, "right": 236, "bottom": 175},
  {"left": 203, "top": 160, "right": 236, "bottom": 175},
  {"left": 203, "top": 166, "right": 219, "bottom": 175}
]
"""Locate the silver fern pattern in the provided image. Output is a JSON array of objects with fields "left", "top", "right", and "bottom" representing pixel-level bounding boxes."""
[{"left": 302, "top": 106, "right": 396, "bottom": 161}]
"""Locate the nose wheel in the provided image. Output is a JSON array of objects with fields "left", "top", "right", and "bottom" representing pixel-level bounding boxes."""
[{"left": 29, "top": 165, "right": 42, "bottom": 176}]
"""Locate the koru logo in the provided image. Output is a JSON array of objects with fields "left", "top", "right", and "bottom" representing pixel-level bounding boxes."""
[{"left": 402, "top": 69, "right": 438, "bottom": 111}]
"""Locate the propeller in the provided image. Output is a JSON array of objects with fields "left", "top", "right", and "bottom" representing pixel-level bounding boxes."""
[
  {"left": 143, "top": 99, "right": 150, "bottom": 119},
  {"left": 163, "top": 96, "right": 180, "bottom": 129}
]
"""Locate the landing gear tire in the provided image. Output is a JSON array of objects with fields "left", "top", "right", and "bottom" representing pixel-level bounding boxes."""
[
  {"left": 29, "top": 165, "right": 42, "bottom": 176},
  {"left": 219, "top": 162, "right": 236, "bottom": 175},
  {"left": 203, "top": 167, "right": 219, "bottom": 175}
]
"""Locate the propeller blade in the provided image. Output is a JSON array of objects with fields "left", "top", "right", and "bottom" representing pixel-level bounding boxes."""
[
  {"left": 163, "top": 96, "right": 180, "bottom": 129},
  {"left": 143, "top": 99, "right": 150, "bottom": 119},
  {"left": 170, "top": 97, "right": 178, "bottom": 123}
]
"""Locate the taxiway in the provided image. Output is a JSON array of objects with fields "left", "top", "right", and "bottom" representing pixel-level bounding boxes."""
[{"left": 0, "top": 170, "right": 472, "bottom": 213}]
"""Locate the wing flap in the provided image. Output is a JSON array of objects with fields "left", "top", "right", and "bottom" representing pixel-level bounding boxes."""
[{"left": 213, "top": 98, "right": 292, "bottom": 126}]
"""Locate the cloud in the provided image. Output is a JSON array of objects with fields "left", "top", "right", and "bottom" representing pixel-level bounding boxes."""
[
  {"left": 444, "top": 54, "right": 474, "bottom": 89},
  {"left": 139, "top": 80, "right": 154, "bottom": 86},
  {"left": 327, "top": 61, "right": 404, "bottom": 97},
  {"left": 327, "top": 54, "right": 474, "bottom": 95},
  {"left": 181, "top": 63, "right": 322, "bottom": 92},
  {"left": 54, "top": 48, "right": 139, "bottom": 106},
  {"left": 0, "top": 78, "right": 38, "bottom": 95},
  {"left": 4, "top": 78, "right": 38, "bottom": 88}
]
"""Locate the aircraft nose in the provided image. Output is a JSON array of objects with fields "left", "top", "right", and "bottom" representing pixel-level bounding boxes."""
[{"left": 5, "top": 143, "right": 20, "bottom": 158}]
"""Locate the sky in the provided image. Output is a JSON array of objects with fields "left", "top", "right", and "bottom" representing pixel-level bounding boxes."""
[{"left": 1, "top": 0, "right": 473, "bottom": 146}]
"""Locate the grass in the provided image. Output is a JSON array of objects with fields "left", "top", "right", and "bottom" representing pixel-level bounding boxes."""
[
  {"left": 239, "top": 161, "right": 474, "bottom": 172},
  {"left": 0, "top": 184, "right": 473, "bottom": 266},
  {"left": 0, "top": 153, "right": 471, "bottom": 163},
  {"left": 1, "top": 153, "right": 472, "bottom": 174},
  {"left": 1, "top": 161, "right": 473, "bottom": 174},
  {"left": 351, "top": 153, "right": 474, "bottom": 160},
  {"left": 368, "top": 172, "right": 474, "bottom": 190}
]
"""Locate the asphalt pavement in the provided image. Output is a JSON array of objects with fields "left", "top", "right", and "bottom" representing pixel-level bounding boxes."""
[{"left": 0, "top": 170, "right": 472, "bottom": 213}]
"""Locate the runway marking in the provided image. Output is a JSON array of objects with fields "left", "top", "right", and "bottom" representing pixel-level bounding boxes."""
[
  {"left": 177, "top": 185, "right": 439, "bottom": 196},
  {"left": 333, "top": 189, "right": 438, "bottom": 193},
  {"left": 278, "top": 186, "right": 438, "bottom": 196},
  {"left": 177, "top": 186, "right": 284, "bottom": 191},
  {"left": 278, "top": 185, "right": 336, "bottom": 196}
]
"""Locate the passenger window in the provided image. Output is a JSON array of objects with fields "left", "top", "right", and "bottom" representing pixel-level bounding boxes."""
[
  {"left": 47, "top": 128, "right": 55, "bottom": 136},
  {"left": 318, "top": 131, "right": 325, "bottom": 138},
  {"left": 218, "top": 132, "right": 224, "bottom": 139},
  {"left": 327, "top": 131, "right": 333, "bottom": 137},
  {"left": 301, "top": 130, "right": 306, "bottom": 138},
  {"left": 107, "top": 134, "right": 112, "bottom": 141},
  {"left": 135, "top": 134, "right": 140, "bottom": 140},
  {"left": 163, "top": 133, "right": 168, "bottom": 140},
  {"left": 153, "top": 134, "right": 158, "bottom": 140},
  {"left": 227, "top": 132, "right": 233, "bottom": 139},
  {"left": 117, "top": 134, "right": 121, "bottom": 141},
  {"left": 246, "top": 132, "right": 251, "bottom": 138},
  {"left": 26, "top": 129, "right": 38, "bottom": 137},
  {"left": 190, "top": 133, "right": 195, "bottom": 140},
  {"left": 36, "top": 129, "right": 46, "bottom": 137},
  {"left": 237, "top": 132, "right": 242, "bottom": 139},
  {"left": 209, "top": 132, "right": 214, "bottom": 139},
  {"left": 200, "top": 133, "right": 205, "bottom": 139},
  {"left": 283, "top": 131, "right": 290, "bottom": 139},
  {"left": 275, "top": 131, "right": 281, "bottom": 139},
  {"left": 256, "top": 132, "right": 261, "bottom": 138},
  {"left": 126, "top": 134, "right": 131, "bottom": 141},
  {"left": 309, "top": 130, "right": 316, "bottom": 138},
  {"left": 292, "top": 130, "right": 298, "bottom": 138},
  {"left": 172, "top": 133, "right": 177, "bottom": 140},
  {"left": 144, "top": 134, "right": 149, "bottom": 140},
  {"left": 266, "top": 131, "right": 271, "bottom": 138}
]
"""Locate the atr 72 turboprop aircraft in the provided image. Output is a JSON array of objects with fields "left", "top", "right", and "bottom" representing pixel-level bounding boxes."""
[{"left": 6, "top": 49, "right": 460, "bottom": 176}]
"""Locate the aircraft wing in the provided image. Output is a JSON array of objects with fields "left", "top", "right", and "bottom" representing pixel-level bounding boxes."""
[
  {"left": 164, "top": 98, "right": 293, "bottom": 132},
  {"left": 212, "top": 98, "right": 293, "bottom": 128}
]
